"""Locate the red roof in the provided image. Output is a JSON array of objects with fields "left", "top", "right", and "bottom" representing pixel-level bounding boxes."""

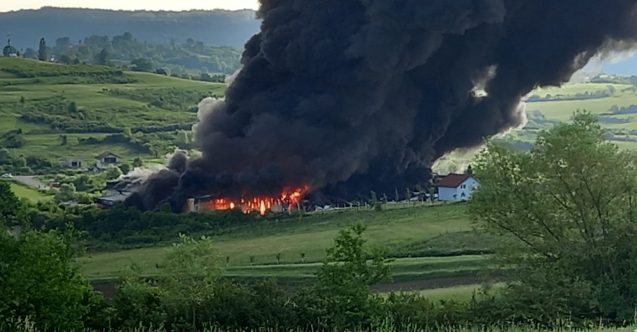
[{"left": 435, "top": 174, "right": 472, "bottom": 188}]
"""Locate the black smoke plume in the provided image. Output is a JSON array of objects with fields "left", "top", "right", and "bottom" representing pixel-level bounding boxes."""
[{"left": 130, "top": 0, "right": 637, "bottom": 211}]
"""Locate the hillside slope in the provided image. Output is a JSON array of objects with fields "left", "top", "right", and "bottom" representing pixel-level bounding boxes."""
[
  {"left": 0, "top": 7, "right": 260, "bottom": 49},
  {"left": 497, "top": 82, "right": 637, "bottom": 151},
  {"left": 0, "top": 57, "right": 225, "bottom": 165}
]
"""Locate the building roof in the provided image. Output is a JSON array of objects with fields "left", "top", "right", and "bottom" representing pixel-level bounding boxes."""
[
  {"left": 435, "top": 173, "right": 474, "bottom": 188},
  {"left": 96, "top": 151, "right": 120, "bottom": 159},
  {"left": 96, "top": 191, "right": 133, "bottom": 206}
]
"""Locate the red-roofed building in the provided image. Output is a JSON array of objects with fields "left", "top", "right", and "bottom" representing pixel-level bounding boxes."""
[{"left": 435, "top": 173, "right": 479, "bottom": 202}]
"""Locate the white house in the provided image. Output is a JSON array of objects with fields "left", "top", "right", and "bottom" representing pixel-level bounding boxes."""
[
  {"left": 96, "top": 152, "right": 121, "bottom": 169},
  {"left": 60, "top": 157, "right": 84, "bottom": 169},
  {"left": 435, "top": 173, "right": 480, "bottom": 202}
]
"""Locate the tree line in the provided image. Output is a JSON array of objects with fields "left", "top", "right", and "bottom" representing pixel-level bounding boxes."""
[{"left": 20, "top": 32, "right": 240, "bottom": 79}]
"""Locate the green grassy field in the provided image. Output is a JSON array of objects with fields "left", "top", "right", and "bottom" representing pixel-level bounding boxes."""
[
  {"left": 1, "top": 179, "right": 53, "bottom": 202},
  {"left": 523, "top": 82, "right": 637, "bottom": 148},
  {"left": 0, "top": 57, "right": 225, "bottom": 164},
  {"left": 79, "top": 204, "right": 494, "bottom": 285}
]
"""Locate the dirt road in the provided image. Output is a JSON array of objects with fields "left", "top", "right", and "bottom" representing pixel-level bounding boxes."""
[{"left": 13, "top": 176, "right": 48, "bottom": 190}]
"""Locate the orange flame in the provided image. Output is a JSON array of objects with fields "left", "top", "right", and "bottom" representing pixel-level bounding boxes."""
[{"left": 200, "top": 186, "right": 309, "bottom": 215}]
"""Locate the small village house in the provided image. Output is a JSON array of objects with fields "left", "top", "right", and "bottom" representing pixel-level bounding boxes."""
[
  {"left": 96, "top": 152, "right": 121, "bottom": 169},
  {"left": 59, "top": 157, "right": 84, "bottom": 169},
  {"left": 435, "top": 173, "right": 480, "bottom": 202}
]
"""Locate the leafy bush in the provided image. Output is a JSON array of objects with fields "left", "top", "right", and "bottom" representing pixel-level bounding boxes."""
[
  {"left": 0, "top": 187, "right": 107, "bottom": 331},
  {"left": 471, "top": 113, "right": 637, "bottom": 323},
  {"left": 1, "top": 129, "right": 25, "bottom": 148},
  {"left": 294, "top": 224, "right": 390, "bottom": 330}
]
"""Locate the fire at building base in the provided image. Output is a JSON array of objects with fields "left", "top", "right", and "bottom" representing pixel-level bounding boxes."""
[{"left": 184, "top": 188, "right": 308, "bottom": 215}]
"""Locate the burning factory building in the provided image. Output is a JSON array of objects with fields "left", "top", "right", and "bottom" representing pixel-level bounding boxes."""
[
  {"left": 185, "top": 187, "right": 308, "bottom": 215},
  {"left": 125, "top": 0, "right": 637, "bottom": 213}
]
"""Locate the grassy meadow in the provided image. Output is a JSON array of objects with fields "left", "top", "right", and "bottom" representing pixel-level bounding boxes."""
[
  {"left": 1, "top": 179, "right": 53, "bottom": 202},
  {"left": 0, "top": 57, "right": 224, "bottom": 164},
  {"left": 522, "top": 82, "right": 637, "bottom": 145},
  {"left": 79, "top": 204, "right": 496, "bottom": 289}
]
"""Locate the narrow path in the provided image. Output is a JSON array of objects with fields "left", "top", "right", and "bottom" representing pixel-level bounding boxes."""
[{"left": 13, "top": 175, "right": 48, "bottom": 190}]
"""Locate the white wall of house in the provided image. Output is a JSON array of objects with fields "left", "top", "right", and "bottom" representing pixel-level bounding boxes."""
[
  {"left": 438, "top": 177, "right": 480, "bottom": 202},
  {"left": 96, "top": 155, "right": 120, "bottom": 169},
  {"left": 457, "top": 177, "right": 480, "bottom": 201},
  {"left": 60, "top": 159, "right": 83, "bottom": 168}
]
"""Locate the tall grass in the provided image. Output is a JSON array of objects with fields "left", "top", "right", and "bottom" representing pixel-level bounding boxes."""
[{"left": 3, "top": 317, "right": 634, "bottom": 332}]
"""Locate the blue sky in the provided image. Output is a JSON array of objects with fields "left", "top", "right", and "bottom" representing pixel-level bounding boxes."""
[{"left": 603, "top": 55, "right": 637, "bottom": 76}]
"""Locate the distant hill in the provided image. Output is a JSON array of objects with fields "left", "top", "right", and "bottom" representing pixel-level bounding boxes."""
[
  {"left": 0, "top": 7, "right": 260, "bottom": 49},
  {"left": 29, "top": 32, "right": 243, "bottom": 75}
]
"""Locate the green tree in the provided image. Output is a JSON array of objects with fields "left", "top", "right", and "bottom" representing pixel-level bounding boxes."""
[
  {"left": 38, "top": 38, "right": 48, "bottom": 61},
  {"left": 3, "top": 132, "right": 25, "bottom": 148},
  {"left": 0, "top": 148, "right": 12, "bottom": 165},
  {"left": 23, "top": 48, "right": 37, "bottom": 59},
  {"left": 67, "top": 101, "right": 78, "bottom": 114},
  {"left": 160, "top": 235, "right": 222, "bottom": 328},
  {"left": 55, "top": 183, "right": 77, "bottom": 203},
  {"left": 113, "top": 265, "right": 165, "bottom": 328},
  {"left": 72, "top": 175, "right": 94, "bottom": 192},
  {"left": 12, "top": 156, "right": 27, "bottom": 169},
  {"left": 132, "top": 157, "right": 144, "bottom": 168},
  {"left": 119, "top": 163, "right": 131, "bottom": 175},
  {"left": 471, "top": 112, "right": 637, "bottom": 321},
  {"left": 0, "top": 228, "right": 103, "bottom": 331},
  {"left": 0, "top": 182, "right": 23, "bottom": 225},
  {"left": 54, "top": 37, "right": 71, "bottom": 53},
  {"left": 297, "top": 223, "right": 390, "bottom": 329},
  {"left": 105, "top": 165, "right": 123, "bottom": 180},
  {"left": 59, "top": 54, "right": 73, "bottom": 64},
  {"left": 94, "top": 48, "right": 110, "bottom": 65}
]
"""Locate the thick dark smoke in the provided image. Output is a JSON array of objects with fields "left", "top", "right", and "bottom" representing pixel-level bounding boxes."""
[{"left": 130, "top": 0, "right": 637, "bottom": 211}]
